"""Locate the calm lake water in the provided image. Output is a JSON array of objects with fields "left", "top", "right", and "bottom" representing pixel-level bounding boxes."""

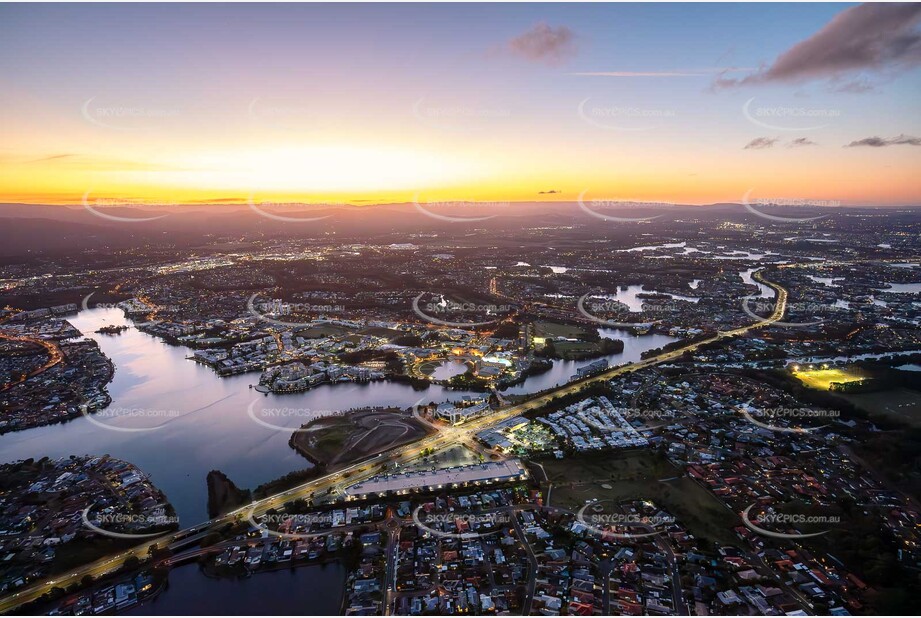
[
  {"left": 880, "top": 282, "right": 921, "bottom": 294},
  {"left": 429, "top": 359, "right": 469, "bottom": 380},
  {"left": 597, "top": 284, "right": 700, "bottom": 312},
  {"left": 127, "top": 562, "right": 345, "bottom": 615},
  {"left": 0, "top": 307, "right": 676, "bottom": 524},
  {"left": 0, "top": 304, "right": 689, "bottom": 615},
  {"left": 501, "top": 327, "right": 677, "bottom": 396}
]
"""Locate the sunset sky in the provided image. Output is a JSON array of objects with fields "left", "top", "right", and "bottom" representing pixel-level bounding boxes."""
[{"left": 1, "top": 2, "right": 919, "bottom": 207}]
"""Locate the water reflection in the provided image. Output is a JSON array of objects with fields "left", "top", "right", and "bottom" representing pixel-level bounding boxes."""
[
  {"left": 879, "top": 282, "right": 921, "bottom": 294},
  {"left": 502, "top": 327, "right": 677, "bottom": 395},
  {"left": 0, "top": 307, "right": 678, "bottom": 523},
  {"left": 594, "top": 284, "right": 700, "bottom": 313},
  {"left": 127, "top": 562, "right": 345, "bottom": 616},
  {"left": 740, "top": 268, "right": 776, "bottom": 299},
  {"left": 429, "top": 359, "right": 469, "bottom": 381}
]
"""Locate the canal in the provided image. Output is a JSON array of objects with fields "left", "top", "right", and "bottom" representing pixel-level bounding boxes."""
[
  {"left": 127, "top": 562, "right": 346, "bottom": 615},
  {"left": 0, "top": 306, "right": 676, "bottom": 523}
]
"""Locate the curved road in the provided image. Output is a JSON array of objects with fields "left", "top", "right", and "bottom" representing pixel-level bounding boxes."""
[
  {"left": 0, "top": 329, "right": 63, "bottom": 392},
  {"left": 0, "top": 269, "right": 788, "bottom": 614}
]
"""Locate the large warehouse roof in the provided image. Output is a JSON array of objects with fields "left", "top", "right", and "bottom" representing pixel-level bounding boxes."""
[{"left": 345, "top": 459, "right": 526, "bottom": 497}]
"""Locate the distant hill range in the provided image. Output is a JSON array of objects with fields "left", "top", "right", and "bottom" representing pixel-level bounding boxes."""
[{"left": 0, "top": 200, "right": 917, "bottom": 258}]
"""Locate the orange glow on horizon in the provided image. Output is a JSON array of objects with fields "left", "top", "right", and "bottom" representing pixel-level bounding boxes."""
[{"left": 2, "top": 141, "right": 919, "bottom": 208}]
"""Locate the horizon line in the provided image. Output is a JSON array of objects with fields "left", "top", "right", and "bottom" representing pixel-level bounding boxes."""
[{"left": 3, "top": 200, "right": 921, "bottom": 210}]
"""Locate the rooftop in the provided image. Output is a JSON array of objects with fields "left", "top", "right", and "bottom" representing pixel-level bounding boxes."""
[{"left": 345, "top": 459, "right": 526, "bottom": 497}]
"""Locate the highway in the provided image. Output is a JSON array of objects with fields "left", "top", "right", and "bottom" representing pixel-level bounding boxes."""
[{"left": 0, "top": 269, "right": 788, "bottom": 614}]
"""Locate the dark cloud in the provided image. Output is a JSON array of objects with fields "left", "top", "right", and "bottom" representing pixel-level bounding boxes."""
[
  {"left": 538, "top": 189, "right": 561, "bottom": 195},
  {"left": 508, "top": 23, "right": 576, "bottom": 65},
  {"left": 715, "top": 3, "right": 921, "bottom": 88},
  {"left": 27, "top": 154, "right": 76, "bottom": 163},
  {"left": 830, "top": 78, "right": 877, "bottom": 94},
  {"left": 744, "top": 137, "right": 778, "bottom": 150},
  {"left": 845, "top": 134, "right": 921, "bottom": 147},
  {"left": 788, "top": 137, "right": 817, "bottom": 147}
]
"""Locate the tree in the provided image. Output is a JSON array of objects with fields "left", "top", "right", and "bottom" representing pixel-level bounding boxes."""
[{"left": 123, "top": 555, "right": 141, "bottom": 571}]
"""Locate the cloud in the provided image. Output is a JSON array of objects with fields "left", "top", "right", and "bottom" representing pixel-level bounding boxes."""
[
  {"left": 26, "top": 154, "right": 76, "bottom": 163},
  {"left": 572, "top": 67, "right": 754, "bottom": 78},
  {"left": 788, "top": 137, "right": 817, "bottom": 147},
  {"left": 744, "top": 137, "right": 778, "bottom": 150},
  {"left": 845, "top": 134, "right": 921, "bottom": 147},
  {"left": 573, "top": 71, "right": 705, "bottom": 77},
  {"left": 508, "top": 23, "right": 576, "bottom": 65},
  {"left": 830, "top": 78, "right": 877, "bottom": 94},
  {"left": 538, "top": 189, "right": 561, "bottom": 194},
  {"left": 715, "top": 3, "right": 921, "bottom": 88}
]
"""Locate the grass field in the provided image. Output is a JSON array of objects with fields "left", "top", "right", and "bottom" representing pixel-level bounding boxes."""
[
  {"left": 534, "top": 320, "right": 593, "bottom": 339},
  {"left": 539, "top": 451, "right": 739, "bottom": 545},
  {"left": 290, "top": 409, "right": 431, "bottom": 466},
  {"left": 550, "top": 340, "right": 600, "bottom": 357},
  {"left": 294, "top": 324, "right": 351, "bottom": 338},
  {"left": 792, "top": 367, "right": 864, "bottom": 390},
  {"left": 417, "top": 360, "right": 441, "bottom": 376},
  {"left": 836, "top": 387, "right": 921, "bottom": 428}
]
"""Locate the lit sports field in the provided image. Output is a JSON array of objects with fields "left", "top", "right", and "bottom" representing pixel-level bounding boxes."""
[{"left": 792, "top": 367, "right": 863, "bottom": 390}]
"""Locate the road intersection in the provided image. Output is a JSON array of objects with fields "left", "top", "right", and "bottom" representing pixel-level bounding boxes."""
[{"left": 0, "top": 269, "right": 788, "bottom": 614}]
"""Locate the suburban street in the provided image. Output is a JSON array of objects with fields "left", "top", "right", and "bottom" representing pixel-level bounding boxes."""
[{"left": 0, "top": 269, "right": 788, "bottom": 614}]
